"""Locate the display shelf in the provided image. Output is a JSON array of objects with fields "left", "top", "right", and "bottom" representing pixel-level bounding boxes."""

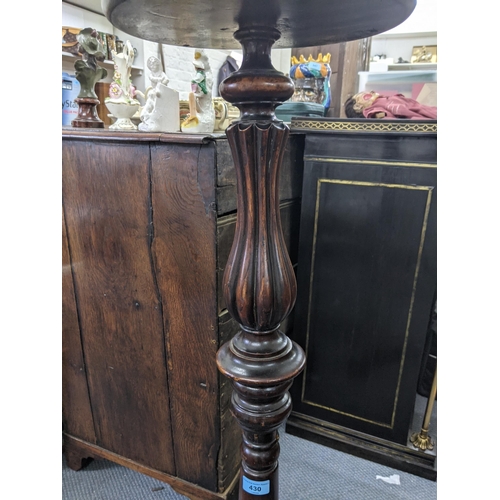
[
  {"left": 372, "top": 30, "right": 437, "bottom": 39},
  {"left": 387, "top": 63, "right": 437, "bottom": 71},
  {"left": 62, "top": 51, "right": 143, "bottom": 74},
  {"left": 358, "top": 69, "right": 437, "bottom": 98}
]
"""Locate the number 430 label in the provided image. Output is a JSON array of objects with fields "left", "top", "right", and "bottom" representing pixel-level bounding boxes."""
[{"left": 242, "top": 476, "right": 270, "bottom": 496}]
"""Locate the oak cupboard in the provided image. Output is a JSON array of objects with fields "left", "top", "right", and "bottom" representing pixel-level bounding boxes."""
[{"left": 62, "top": 129, "right": 304, "bottom": 499}]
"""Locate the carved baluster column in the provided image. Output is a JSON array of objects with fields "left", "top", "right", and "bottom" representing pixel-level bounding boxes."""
[{"left": 216, "top": 21, "right": 306, "bottom": 500}]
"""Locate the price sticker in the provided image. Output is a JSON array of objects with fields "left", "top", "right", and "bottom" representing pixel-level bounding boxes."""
[{"left": 242, "top": 476, "right": 270, "bottom": 496}]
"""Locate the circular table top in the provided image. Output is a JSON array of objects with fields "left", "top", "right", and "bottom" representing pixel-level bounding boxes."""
[{"left": 102, "top": 0, "right": 416, "bottom": 49}]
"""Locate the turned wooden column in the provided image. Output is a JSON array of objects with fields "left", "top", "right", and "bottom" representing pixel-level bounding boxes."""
[
  {"left": 100, "top": 2, "right": 417, "bottom": 498},
  {"left": 216, "top": 21, "right": 306, "bottom": 500}
]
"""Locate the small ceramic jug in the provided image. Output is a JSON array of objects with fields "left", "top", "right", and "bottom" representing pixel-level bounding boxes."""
[{"left": 213, "top": 98, "right": 229, "bottom": 132}]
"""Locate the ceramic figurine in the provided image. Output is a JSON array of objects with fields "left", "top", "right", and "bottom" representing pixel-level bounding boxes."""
[
  {"left": 71, "top": 28, "right": 108, "bottom": 128},
  {"left": 290, "top": 53, "right": 332, "bottom": 111},
  {"left": 411, "top": 46, "right": 433, "bottom": 63},
  {"left": 138, "top": 56, "right": 180, "bottom": 132},
  {"left": 181, "top": 49, "right": 215, "bottom": 133},
  {"left": 344, "top": 91, "right": 437, "bottom": 120},
  {"left": 213, "top": 97, "right": 229, "bottom": 132},
  {"left": 105, "top": 40, "right": 141, "bottom": 130}
]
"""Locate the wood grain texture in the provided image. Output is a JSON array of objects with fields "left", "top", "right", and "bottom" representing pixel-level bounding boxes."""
[
  {"left": 150, "top": 142, "right": 220, "bottom": 491},
  {"left": 62, "top": 127, "right": 218, "bottom": 144},
  {"left": 215, "top": 134, "right": 304, "bottom": 216},
  {"left": 62, "top": 130, "right": 304, "bottom": 497},
  {"left": 63, "top": 434, "right": 239, "bottom": 500},
  {"left": 62, "top": 139, "right": 175, "bottom": 473},
  {"left": 217, "top": 311, "right": 243, "bottom": 492},
  {"left": 222, "top": 121, "right": 296, "bottom": 331},
  {"left": 215, "top": 26, "right": 307, "bottom": 499},
  {"left": 216, "top": 201, "right": 301, "bottom": 315},
  {"left": 102, "top": 0, "right": 415, "bottom": 50},
  {"left": 95, "top": 82, "right": 112, "bottom": 126},
  {"left": 338, "top": 40, "right": 370, "bottom": 118},
  {"left": 62, "top": 209, "right": 96, "bottom": 444},
  {"left": 63, "top": 435, "right": 96, "bottom": 471}
]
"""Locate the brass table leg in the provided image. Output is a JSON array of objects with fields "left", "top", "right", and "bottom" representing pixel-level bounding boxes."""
[
  {"left": 410, "top": 368, "right": 437, "bottom": 451},
  {"left": 216, "top": 19, "right": 306, "bottom": 500}
]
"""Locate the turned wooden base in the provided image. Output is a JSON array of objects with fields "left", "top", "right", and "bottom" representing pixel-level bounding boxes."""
[{"left": 72, "top": 98, "right": 105, "bottom": 128}]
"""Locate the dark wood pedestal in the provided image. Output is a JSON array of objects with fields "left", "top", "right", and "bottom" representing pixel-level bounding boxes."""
[
  {"left": 71, "top": 97, "right": 104, "bottom": 128},
  {"left": 286, "top": 117, "right": 437, "bottom": 480},
  {"left": 97, "top": 1, "right": 417, "bottom": 498}
]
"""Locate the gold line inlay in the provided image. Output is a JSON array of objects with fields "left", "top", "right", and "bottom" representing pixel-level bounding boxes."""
[
  {"left": 305, "top": 157, "right": 437, "bottom": 169},
  {"left": 301, "top": 178, "right": 434, "bottom": 429},
  {"left": 390, "top": 188, "right": 432, "bottom": 426},
  {"left": 301, "top": 177, "right": 323, "bottom": 405}
]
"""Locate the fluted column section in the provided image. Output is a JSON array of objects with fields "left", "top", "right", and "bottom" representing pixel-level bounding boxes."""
[{"left": 216, "top": 22, "right": 306, "bottom": 500}]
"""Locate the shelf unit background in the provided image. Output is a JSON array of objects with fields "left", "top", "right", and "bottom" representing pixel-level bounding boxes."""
[{"left": 62, "top": 2, "right": 146, "bottom": 89}]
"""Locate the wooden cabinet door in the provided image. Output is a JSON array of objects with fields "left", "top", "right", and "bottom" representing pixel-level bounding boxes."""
[
  {"left": 62, "top": 138, "right": 176, "bottom": 473},
  {"left": 289, "top": 121, "right": 437, "bottom": 445}
]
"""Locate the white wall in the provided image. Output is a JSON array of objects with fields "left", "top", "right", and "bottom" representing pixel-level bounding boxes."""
[
  {"left": 370, "top": 0, "right": 437, "bottom": 63},
  {"left": 371, "top": 33, "right": 437, "bottom": 62}
]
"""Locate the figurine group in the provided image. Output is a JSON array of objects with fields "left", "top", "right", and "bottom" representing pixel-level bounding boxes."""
[{"left": 71, "top": 28, "right": 216, "bottom": 133}]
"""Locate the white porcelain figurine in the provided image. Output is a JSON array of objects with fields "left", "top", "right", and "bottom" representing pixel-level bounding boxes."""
[
  {"left": 138, "top": 56, "right": 180, "bottom": 133},
  {"left": 105, "top": 40, "right": 141, "bottom": 130},
  {"left": 181, "top": 49, "right": 215, "bottom": 133}
]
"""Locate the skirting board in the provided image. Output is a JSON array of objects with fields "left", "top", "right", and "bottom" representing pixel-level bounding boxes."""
[{"left": 286, "top": 412, "right": 437, "bottom": 481}]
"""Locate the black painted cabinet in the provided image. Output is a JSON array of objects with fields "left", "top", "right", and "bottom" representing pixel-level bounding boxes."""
[{"left": 286, "top": 118, "right": 437, "bottom": 479}]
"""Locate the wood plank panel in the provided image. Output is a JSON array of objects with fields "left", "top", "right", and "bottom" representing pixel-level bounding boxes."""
[
  {"left": 62, "top": 209, "right": 96, "bottom": 443},
  {"left": 62, "top": 139, "right": 175, "bottom": 474},
  {"left": 150, "top": 142, "right": 220, "bottom": 491},
  {"left": 217, "top": 311, "right": 241, "bottom": 493},
  {"left": 63, "top": 434, "right": 238, "bottom": 500},
  {"left": 338, "top": 39, "right": 369, "bottom": 118}
]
